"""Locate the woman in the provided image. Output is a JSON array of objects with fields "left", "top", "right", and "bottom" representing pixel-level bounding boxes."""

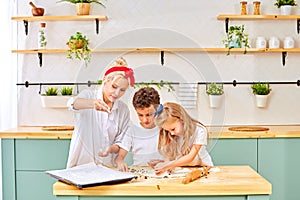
[{"left": 67, "top": 57, "right": 135, "bottom": 168}]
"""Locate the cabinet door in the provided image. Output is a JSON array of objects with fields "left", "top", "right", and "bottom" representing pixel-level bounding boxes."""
[
  {"left": 258, "top": 138, "right": 300, "bottom": 200},
  {"left": 15, "top": 139, "right": 70, "bottom": 170},
  {"left": 208, "top": 139, "right": 257, "bottom": 170},
  {"left": 16, "top": 171, "right": 57, "bottom": 200}
]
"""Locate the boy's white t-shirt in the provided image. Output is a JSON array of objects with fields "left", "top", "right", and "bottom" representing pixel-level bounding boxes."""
[{"left": 119, "top": 123, "right": 163, "bottom": 166}]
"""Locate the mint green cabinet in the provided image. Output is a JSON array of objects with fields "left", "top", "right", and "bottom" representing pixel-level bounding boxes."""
[
  {"left": 209, "top": 138, "right": 257, "bottom": 170},
  {"left": 2, "top": 139, "right": 70, "bottom": 200},
  {"left": 258, "top": 138, "right": 300, "bottom": 200}
]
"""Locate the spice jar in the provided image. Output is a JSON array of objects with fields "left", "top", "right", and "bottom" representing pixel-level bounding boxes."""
[
  {"left": 240, "top": 1, "right": 247, "bottom": 15},
  {"left": 253, "top": 1, "right": 261, "bottom": 15}
]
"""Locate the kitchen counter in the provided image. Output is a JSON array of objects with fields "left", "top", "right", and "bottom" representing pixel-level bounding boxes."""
[
  {"left": 53, "top": 166, "right": 271, "bottom": 199},
  {"left": 1, "top": 125, "right": 300, "bottom": 139}
]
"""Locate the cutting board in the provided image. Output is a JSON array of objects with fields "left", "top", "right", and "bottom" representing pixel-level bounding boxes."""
[
  {"left": 42, "top": 126, "right": 74, "bottom": 131},
  {"left": 228, "top": 126, "right": 269, "bottom": 132}
]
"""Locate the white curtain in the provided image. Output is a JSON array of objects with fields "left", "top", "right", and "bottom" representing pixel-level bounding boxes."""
[{"left": 0, "top": 1, "right": 18, "bottom": 199}]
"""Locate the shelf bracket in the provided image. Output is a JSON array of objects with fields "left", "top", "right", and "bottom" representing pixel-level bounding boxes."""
[
  {"left": 297, "top": 19, "right": 300, "bottom": 34},
  {"left": 23, "top": 20, "right": 29, "bottom": 35},
  {"left": 95, "top": 19, "right": 99, "bottom": 34},
  {"left": 161, "top": 51, "right": 164, "bottom": 66},
  {"left": 282, "top": 51, "right": 287, "bottom": 66},
  {"left": 38, "top": 53, "right": 43, "bottom": 67},
  {"left": 225, "top": 18, "right": 229, "bottom": 33}
]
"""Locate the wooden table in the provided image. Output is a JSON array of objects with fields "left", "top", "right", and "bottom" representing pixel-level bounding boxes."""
[{"left": 53, "top": 166, "right": 272, "bottom": 200}]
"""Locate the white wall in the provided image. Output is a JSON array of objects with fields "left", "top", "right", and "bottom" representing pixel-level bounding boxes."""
[{"left": 14, "top": 0, "right": 300, "bottom": 126}]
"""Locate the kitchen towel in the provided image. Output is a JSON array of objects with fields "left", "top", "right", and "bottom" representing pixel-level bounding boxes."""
[{"left": 177, "top": 83, "right": 198, "bottom": 109}]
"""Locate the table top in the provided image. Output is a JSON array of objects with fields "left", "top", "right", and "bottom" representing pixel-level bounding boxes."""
[
  {"left": 52, "top": 166, "right": 271, "bottom": 196},
  {"left": 1, "top": 125, "right": 300, "bottom": 139}
]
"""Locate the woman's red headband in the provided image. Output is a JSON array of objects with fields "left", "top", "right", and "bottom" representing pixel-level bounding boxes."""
[{"left": 104, "top": 66, "right": 135, "bottom": 87}]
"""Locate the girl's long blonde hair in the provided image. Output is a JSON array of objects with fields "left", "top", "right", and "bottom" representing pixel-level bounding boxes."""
[{"left": 155, "top": 102, "right": 205, "bottom": 161}]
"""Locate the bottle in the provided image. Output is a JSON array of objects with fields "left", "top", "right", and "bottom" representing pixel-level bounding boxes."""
[
  {"left": 256, "top": 36, "right": 266, "bottom": 48},
  {"left": 38, "top": 23, "right": 47, "bottom": 49},
  {"left": 284, "top": 37, "right": 294, "bottom": 48},
  {"left": 269, "top": 37, "right": 280, "bottom": 49}
]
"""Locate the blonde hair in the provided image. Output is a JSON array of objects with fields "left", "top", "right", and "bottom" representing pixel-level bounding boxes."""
[
  {"left": 103, "top": 57, "right": 134, "bottom": 86},
  {"left": 155, "top": 102, "right": 206, "bottom": 161}
]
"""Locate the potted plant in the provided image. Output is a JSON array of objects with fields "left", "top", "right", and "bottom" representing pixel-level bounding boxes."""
[
  {"left": 222, "top": 25, "right": 250, "bottom": 55},
  {"left": 274, "top": 0, "right": 297, "bottom": 15},
  {"left": 57, "top": 0, "right": 106, "bottom": 15},
  {"left": 206, "top": 83, "right": 224, "bottom": 108},
  {"left": 251, "top": 82, "right": 272, "bottom": 108},
  {"left": 41, "top": 87, "right": 73, "bottom": 108},
  {"left": 66, "top": 32, "right": 91, "bottom": 65}
]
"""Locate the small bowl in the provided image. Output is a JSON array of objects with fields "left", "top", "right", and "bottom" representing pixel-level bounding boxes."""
[{"left": 32, "top": 8, "right": 45, "bottom": 16}]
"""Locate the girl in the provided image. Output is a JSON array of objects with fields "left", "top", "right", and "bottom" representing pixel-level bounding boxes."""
[
  {"left": 66, "top": 57, "right": 135, "bottom": 168},
  {"left": 152, "top": 102, "right": 213, "bottom": 174}
]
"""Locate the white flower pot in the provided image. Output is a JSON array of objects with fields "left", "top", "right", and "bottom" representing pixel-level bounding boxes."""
[
  {"left": 40, "top": 95, "right": 72, "bottom": 108},
  {"left": 255, "top": 95, "right": 269, "bottom": 108},
  {"left": 280, "top": 5, "right": 292, "bottom": 15},
  {"left": 208, "top": 95, "right": 223, "bottom": 108}
]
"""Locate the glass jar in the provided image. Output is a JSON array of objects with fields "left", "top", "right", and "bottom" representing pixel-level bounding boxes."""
[
  {"left": 253, "top": 1, "right": 261, "bottom": 15},
  {"left": 38, "top": 23, "right": 47, "bottom": 49},
  {"left": 240, "top": 1, "right": 247, "bottom": 15}
]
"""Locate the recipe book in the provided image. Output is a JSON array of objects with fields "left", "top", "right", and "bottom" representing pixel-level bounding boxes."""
[{"left": 45, "top": 163, "right": 137, "bottom": 188}]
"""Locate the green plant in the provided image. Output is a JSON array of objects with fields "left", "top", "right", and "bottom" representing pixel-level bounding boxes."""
[
  {"left": 66, "top": 32, "right": 91, "bottom": 65},
  {"left": 134, "top": 80, "right": 175, "bottom": 92},
  {"left": 57, "top": 0, "right": 106, "bottom": 8},
  {"left": 61, "top": 87, "right": 73, "bottom": 95},
  {"left": 206, "top": 83, "right": 224, "bottom": 95},
  {"left": 222, "top": 25, "right": 250, "bottom": 55},
  {"left": 45, "top": 87, "right": 58, "bottom": 96},
  {"left": 251, "top": 82, "right": 272, "bottom": 95},
  {"left": 274, "top": 0, "right": 297, "bottom": 8}
]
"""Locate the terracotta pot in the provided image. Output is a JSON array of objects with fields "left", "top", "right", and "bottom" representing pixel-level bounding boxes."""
[
  {"left": 76, "top": 3, "right": 91, "bottom": 15},
  {"left": 68, "top": 40, "right": 83, "bottom": 49}
]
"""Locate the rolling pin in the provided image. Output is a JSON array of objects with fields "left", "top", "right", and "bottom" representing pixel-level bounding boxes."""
[{"left": 182, "top": 167, "right": 210, "bottom": 184}]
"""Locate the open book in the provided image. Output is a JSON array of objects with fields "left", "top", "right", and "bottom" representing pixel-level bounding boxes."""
[{"left": 45, "top": 163, "right": 137, "bottom": 188}]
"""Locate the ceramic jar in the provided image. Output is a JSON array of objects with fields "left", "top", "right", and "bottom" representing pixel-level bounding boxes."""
[
  {"left": 256, "top": 36, "right": 266, "bottom": 48},
  {"left": 284, "top": 37, "right": 294, "bottom": 48},
  {"left": 269, "top": 37, "right": 280, "bottom": 48}
]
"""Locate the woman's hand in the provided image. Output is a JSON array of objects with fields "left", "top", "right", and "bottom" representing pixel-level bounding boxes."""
[
  {"left": 98, "top": 145, "right": 111, "bottom": 157},
  {"left": 94, "top": 99, "right": 111, "bottom": 113},
  {"left": 115, "top": 160, "right": 128, "bottom": 172}
]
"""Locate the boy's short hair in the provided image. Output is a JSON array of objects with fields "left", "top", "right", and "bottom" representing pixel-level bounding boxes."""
[{"left": 132, "top": 87, "right": 160, "bottom": 109}]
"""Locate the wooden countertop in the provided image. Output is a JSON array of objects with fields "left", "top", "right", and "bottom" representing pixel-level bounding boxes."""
[
  {"left": 1, "top": 125, "right": 300, "bottom": 139},
  {"left": 53, "top": 166, "right": 271, "bottom": 196}
]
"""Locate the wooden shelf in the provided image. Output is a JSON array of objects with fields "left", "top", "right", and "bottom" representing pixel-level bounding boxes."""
[
  {"left": 217, "top": 14, "right": 300, "bottom": 34},
  {"left": 11, "top": 15, "right": 108, "bottom": 22},
  {"left": 11, "top": 15, "right": 108, "bottom": 35},
  {"left": 11, "top": 48, "right": 300, "bottom": 54},
  {"left": 217, "top": 14, "right": 300, "bottom": 20}
]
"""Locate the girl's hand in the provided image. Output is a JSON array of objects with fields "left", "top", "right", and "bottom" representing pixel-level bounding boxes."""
[
  {"left": 148, "top": 159, "right": 164, "bottom": 168},
  {"left": 154, "top": 161, "right": 173, "bottom": 175},
  {"left": 94, "top": 99, "right": 111, "bottom": 113}
]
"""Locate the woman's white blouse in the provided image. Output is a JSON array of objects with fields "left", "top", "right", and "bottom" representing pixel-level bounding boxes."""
[{"left": 66, "top": 87, "right": 130, "bottom": 168}]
